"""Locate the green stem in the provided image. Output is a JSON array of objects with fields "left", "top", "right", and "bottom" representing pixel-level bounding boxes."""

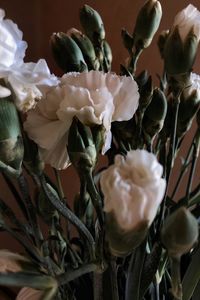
[
  {"left": 40, "top": 175, "right": 95, "bottom": 260},
  {"left": 182, "top": 243, "right": 200, "bottom": 300},
  {"left": 57, "top": 263, "right": 98, "bottom": 286},
  {"left": 110, "top": 259, "right": 119, "bottom": 300},
  {"left": 54, "top": 169, "right": 65, "bottom": 200}
]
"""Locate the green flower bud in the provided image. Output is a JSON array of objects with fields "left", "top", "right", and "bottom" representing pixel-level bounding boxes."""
[
  {"left": 136, "top": 70, "right": 149, "bottom": 89},
  {"left": 177, "top": 88, "right": 200, "bottom": 138},
  {"left": 102, "top": 40, "right": 112, "bottom": 71},
  {"left": 51, "top": 32, "right": 88, "bottom": 73},
  {"left": 133, "top": 0, "right": 162, "bottom": 48},
  {"left": 121, "top": 28, "right": 134, "bottom": 53},
  {"left": 0, "top": 97, "right": 24, "bottom": 174},
  {"left": 143, "top": 88, "right": 167, "bottom": 139},
  {"left": 67, "top": 117, "right": 97, "bottom": 173},
  {"left": 105, "top": 212, "right": 148, "bottom": 257},
  {"left": 161, "top": 207, "right": 199, "bottom": 258},
  {"left": 23, "top": 133, "right": 44, "bottom": 175},
  {"left": 80, "top": 5, "right": 105, "bottom": 44},
  {"left": 164, "top": 27, "right": 198, "bottom": 76},
  {"left": 68, "top": 28, "right": 99, "bottom": 70},
  {"left": 138, "top": 75, "right": 153, "bottom": 111},
  {"left": 157, "top": 30, "right": 169, "bottom": 59}
]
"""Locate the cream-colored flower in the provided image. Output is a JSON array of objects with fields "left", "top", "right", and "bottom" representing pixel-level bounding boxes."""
[
  {"left": 173, "top": 4, "right": 200, "bottom": 42},
  {"left": 100, "top": 149, "right": 166, "bottom": 231},
  {"left": 24, "top": 71, "right": 139, "bottom": 169}
]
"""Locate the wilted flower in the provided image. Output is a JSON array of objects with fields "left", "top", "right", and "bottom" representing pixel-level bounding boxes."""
[
  {"left": 100, "top": 149, "right": 166, "bottom": 230},
  {"left": 0, "top": 9, "right": 59, "bottom": 112},
  {"left": 24, "top": 71, "right": 139, "bottom": 170}
]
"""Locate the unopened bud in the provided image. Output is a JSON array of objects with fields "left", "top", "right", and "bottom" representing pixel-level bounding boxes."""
[
  {"left": 51, "top": 32, "right": 87, "bottom": 73},
  {"left": 161, "top": 207, "right": 199, "bottom": 258},
  {"left": 139, "top": 75, "right": 153, "bottom": 111},
  {"left": 67, "top": 118, "right": 97, "bottom": 173},
  {"left": 80, "top": 5, "right": 105, "bottom": 44},
  {"left": 133, "top": 0, "right": 162, "bottom": 48},
  {"left": 177, "top": 88, "right": 200, "bottom": 137},
  {"left": 157, "top": 30, "right": 169, "bottom": 59},
  {"left": 68, "top": 28, "right": 99, "bottom": 70},
  {"left": 164, "top": 27, "right": 198, "bottom": 77},
  {"left": 0, "top": 97, "right": 24, "bottom": 174},
  {"left": 103, "top": 40, "right": 112, "bottom": 71},
  {"left": 143, "top": 88, "right": 167, "bottom": 139},
  {"left": 121, "top": 28, "right": 134, "bottom": 53}
]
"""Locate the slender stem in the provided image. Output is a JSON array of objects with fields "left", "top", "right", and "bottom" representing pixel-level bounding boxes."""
[
  {"left": 110, "top": 259, "right": 119, "bottom": 300},
  {"left": 94, "top": 272, "right": 103, "bottom": 300},
  {"left": 40, "top": 175, "right": 95, "bottom": 260},
  {"left": 54, "top": 169, "right": 65, "bottom": 199},
  {"left": 57, "top": 263, "right": 98, "bottom": 286},
  {"left": 17, "top": 175, "right": 42, "bottom": 247},
  {"left": 170, "top": 141, "right": 194, "bottom": 201}
]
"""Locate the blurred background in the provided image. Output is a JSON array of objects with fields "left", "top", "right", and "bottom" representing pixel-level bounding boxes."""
[{"left": 0, "top": 0, "right": 200, "bottom": 258}]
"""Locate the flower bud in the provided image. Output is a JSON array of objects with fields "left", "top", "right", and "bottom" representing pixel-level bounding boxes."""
[
  {"left": 177, "top": 88, "right": 200, "bottom": 138},
  {"left": 67, "top": 28, "right": 99, "bottom": 70},
  {"left": 138, "top": 75, "right": 153, "bottom": 111},
  {"left": 161, "top": 207, "right": 199, "bottom": 258},
  {"left": 157, "top": 30, "right": 169, "bottom": 59},
  {"left": 102, "top": 40, "right": 112, "bottom": 71},
  {"left": 121, "top": 28, "right": 134, "bottom": 53},
  {"left": 133, "top": 0, "right": 162, "bottom": 48},
  {"left": 67, "top": 117, "right": 97, "bottom": 173},
  {"left": 23, "top": 133, "right": 44, "bottom": 175},
  {"left": 80, "top": 5, "right": 105, "bottom": 44},
  {"left": 0, "top": 97, "right": 24, "bottom": 174},
  {"left": 51, "top": 32, "right": 88, "bottom": 73},
  {"left": 0, "top": 85, "right": 11, "bottom": 98},
  {"left": 164, "top": 27, "right": 198, "bottom": 76},
  {"left": 136, "top": 70, "right": 149, "bottom": 89},
  {"left": 143, "top": 88, "right": 167, "bottom": 139}
]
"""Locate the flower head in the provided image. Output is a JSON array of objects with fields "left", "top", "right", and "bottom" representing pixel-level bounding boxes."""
[
  {"left": 24, "top": 71, "right": 139, "bottom": 169},
  {"left": 0, "top": 9, "right": 59, "bottom": 112},
  {"left": 100, "top": 149, "right": 166, "bottom": 231},
  {"left": 0, "top": 9, "right": 27, "bottom": 68}
]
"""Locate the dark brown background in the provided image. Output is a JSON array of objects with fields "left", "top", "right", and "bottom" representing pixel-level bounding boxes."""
[{"left": 0, "top": 0, "right": 200, "bottom": 251}]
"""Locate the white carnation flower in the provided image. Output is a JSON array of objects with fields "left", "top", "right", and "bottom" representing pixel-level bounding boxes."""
[
  {"left": 24, "top": 71, "right": 139, "bottom": 169},
  {"left": 173, "top": 4, "right": 200, "bottom": 42},
  {"left": 100, "top": 149, "right": 166, "bottom": 231},
  {"left": 0, "top": 9, "right": 27, "bottom": 68},
  {"left": 0, "top": 9, "right": 59, "bottom": 112},
  {"left": 16, "top": 288, "right": 44, "bottom": 300}
]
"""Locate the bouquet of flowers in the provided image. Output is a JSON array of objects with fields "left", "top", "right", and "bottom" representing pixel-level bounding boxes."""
[{"left": 0, "top": 1, "right": 200, "bottom": 299}]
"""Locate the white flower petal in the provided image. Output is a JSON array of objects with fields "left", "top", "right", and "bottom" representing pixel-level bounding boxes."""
[{"left": 100, "top": 149, "right": 166, "bottom": 230}]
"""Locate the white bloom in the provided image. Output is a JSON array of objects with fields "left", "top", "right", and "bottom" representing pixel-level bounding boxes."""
[
  {"left": 100, "top": 149, "right": 166, "bottom": 231},
  {"left": 173, "top": 4, "right": 200, "bottom": 42},
  {"left": 0, "top": 9, "right": 27, "bottom": 68},
  {"left": 0, "top": 9, "right": 59, "bottom": 112},
  {"left": 4, "top": 59, "right": 59, "bottom": 112},
  {"left": 24, "top": 71, "right": 139, "bottom": 169}
]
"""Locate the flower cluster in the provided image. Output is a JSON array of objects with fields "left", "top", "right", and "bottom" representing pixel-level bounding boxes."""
[{"left": 0, "top": 1, "right": 199, "bottom": 300}]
